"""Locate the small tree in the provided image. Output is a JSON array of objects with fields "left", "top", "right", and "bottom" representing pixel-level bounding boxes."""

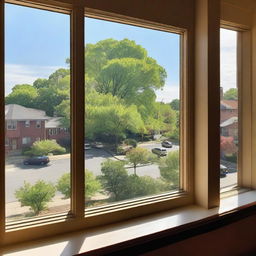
[
  {"left": 126, "top": 147, "right": 156, "bottom": 175},
  {"left": 100, "top": 160, "right": 129, "bottom": 201},
  {"left": 29, "top": 140, "right": 66, "bottom": 156},
  {"left": 159, "top": 150, "right": 179, "bottom": 189},
  {"left": 15, "top": 180, "right": 56, "bottom": 215},
  {"left": 56, "top": 170, "right": 101, "bottom": 199}
]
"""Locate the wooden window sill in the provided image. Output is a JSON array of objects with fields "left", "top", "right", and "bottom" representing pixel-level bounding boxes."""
[{"left": 2, "top": 190, "right": 256, "bottom": 256}]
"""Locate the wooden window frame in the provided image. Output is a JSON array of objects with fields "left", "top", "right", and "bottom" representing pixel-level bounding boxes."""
[{"left": 0, "top": 0, "right": 194, "bottom": 245}]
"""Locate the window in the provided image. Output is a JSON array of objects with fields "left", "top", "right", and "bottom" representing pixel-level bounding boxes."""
[
  {"left": 36, "top": 120, "right": 41, "bottom": 128},
  {"left": 84, "top": 17, "right": 182, "bottom": 210},
  {"left": 25, "top": 120, "right": 30, "bottom": 127},
  {"left": 22, "top": 137, "right": 31, "bottom": 144},
  {"left": 0, "top": 0, "right": 252, "bottom": 249},
  {"left": 6, "top": 120, "right": 17, "bottom": 130},
  {"left": 220, "top": 28, "right": 238, "bottom": 190},
  {"left": 4, "top": 3, "right": 71, "bottom": 225}
]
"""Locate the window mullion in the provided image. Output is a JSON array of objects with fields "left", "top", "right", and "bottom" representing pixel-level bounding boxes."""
[
  {"left": 0, "top": 0, "right": 5, "bottom": 243},
  {"left": 71, "top": 4, "right": 85, "bottom": 218}
]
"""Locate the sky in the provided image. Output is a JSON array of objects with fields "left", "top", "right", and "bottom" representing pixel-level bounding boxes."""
[{"left": 4, "top": 4, "right": 236, "bottom": 102}]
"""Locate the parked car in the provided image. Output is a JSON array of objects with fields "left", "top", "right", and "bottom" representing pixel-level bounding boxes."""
[
  {"left": 23, "top": 156, "right": 50, "bottom": 165},
  {"left": 220, "top": 164, "right": 229, "bottom": 178},
  {"left": 84, "top": 143, "right": 92, "bottom": 150},
  {"left": 91, "top": 142, "right": 104, "bottom": 149},
  {"left": 161, "top": 140, "right": 173, "bottom": 148},
  {"left": 151, "top": 148, "right": 167, "bottom": 156}
]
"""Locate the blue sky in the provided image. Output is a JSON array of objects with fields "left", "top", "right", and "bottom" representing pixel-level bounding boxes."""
[{"left": 5, "top": 4, "right": 236, "bottom": 101}]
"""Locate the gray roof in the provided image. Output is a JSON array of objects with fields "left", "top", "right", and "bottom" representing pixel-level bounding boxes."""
[
  {"left": 220, "top": 116, "right": 238, "bottom": 128},
  {"left": 5, "top": 104, "right": 49, "bottom": 121},
  {"left": 45, "top": 117, "right": 62, "bottom": 128}
]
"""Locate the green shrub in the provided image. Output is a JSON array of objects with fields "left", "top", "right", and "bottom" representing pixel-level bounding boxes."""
[
  {"left": 124, "top": 139, "right": 137, "bottom": 148},
  {"left": 56, "top": 170, "right": 101, "bottom": 199},
  {"left": 100, "top": 159, "right": 168, "bottom": 201},
  {"left": 15, "top": 180, "right": 56, "bottom": 215},
  {"left": 159, "top": 150, "right": 179, "bottom": 189},
  {"left": 30, "top": 140, "right": 66, "bottom": 156},
  {"left": 100, "top": 160, "right": 129, "bottom": 200}
]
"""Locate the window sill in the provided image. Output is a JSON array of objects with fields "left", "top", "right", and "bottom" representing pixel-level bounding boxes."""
[{"left": 2, "top": 190, "right": 256, "bottom": 256}]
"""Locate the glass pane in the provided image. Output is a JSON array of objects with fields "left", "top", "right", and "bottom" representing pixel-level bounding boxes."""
[
  {"left": 5, "top": 4, "right": 71, "bottom": 222},
  {"left": 220, "top": 28, "right": 238, "bottom": 189},
  {"left": 84, "top": 17, "right": 181, "bottom": 208}
]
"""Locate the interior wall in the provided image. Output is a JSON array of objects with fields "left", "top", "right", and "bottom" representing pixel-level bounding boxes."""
[
  {"left": 84, "top": 0, "right": 194, "bottom": 30},
  {"left": 142, "top": 214, "right": 256, "bottom": 256}
]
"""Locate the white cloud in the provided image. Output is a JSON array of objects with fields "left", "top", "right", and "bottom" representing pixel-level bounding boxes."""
[
  {"left": 156, "top": 83, "right": 180, "bottom": 103},
  {"left": 220, "top": 29, "right": 237, "bottom": 91},
  {"left": 5, "top": 64, "right": 65, "bottom": 95}
]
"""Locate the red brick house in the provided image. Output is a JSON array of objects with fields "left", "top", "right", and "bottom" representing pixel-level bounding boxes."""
[
  {"left": 46, "top": 117, "right": 70, "bottom": 146},
  {"left": 5, "top": 104, "right": 70, "bottom": 154},
  {"left": 220, "top": 100, "right": 238, "bottom": 123},
  {"left": 220, "top": 116, "right": 238, "bottom": 142}
]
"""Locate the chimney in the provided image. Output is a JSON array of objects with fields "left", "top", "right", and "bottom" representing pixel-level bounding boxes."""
[{"left": 220, "top": 87, "right": 224, "bottom": 100}]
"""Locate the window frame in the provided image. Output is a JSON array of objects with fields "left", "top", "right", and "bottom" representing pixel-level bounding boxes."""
[{"left": 0, "top": 0, "right": 193, "bottom": 247}]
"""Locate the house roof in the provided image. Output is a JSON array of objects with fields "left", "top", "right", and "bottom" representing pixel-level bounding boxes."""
[
  {"left": 220, "top": 116, "right": 238, "bottom": 128},
  {"left": 220, "top": 100, "right": 238, "bottom": 110},
  {"left": 45, "top": 117, "right": 62, "bottom": 128},
  {"left": 5, "top": 104, "right": 49, "bottom": 121}
]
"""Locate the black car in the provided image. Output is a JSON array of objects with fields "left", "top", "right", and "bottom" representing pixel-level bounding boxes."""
[
  {"left": 23, "top": 156, "right": 50, "bottom": 165},
  {"left": 161, "top": 140, "right": 173, "bottom": 148}
]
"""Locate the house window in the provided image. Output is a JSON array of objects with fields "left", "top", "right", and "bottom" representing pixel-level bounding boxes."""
[
  {"left": 5, "top": 138, "right": 9, "bottom": 146},
  {"left": 6, "top": 120, "right": 17, "bottom": 130},
  {"left": 36, "top": 121, "right": 41, "bottom": 128},
  {"left": 25, "top": 120, "right": 30, "bottom": 127},
  {"left": 22, "top": 137, "right": 31, "bottom": 145}
]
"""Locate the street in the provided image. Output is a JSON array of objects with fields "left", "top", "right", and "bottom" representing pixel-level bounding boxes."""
[{"left": 5, "top": 142, "right": 237, "bottom": 202}]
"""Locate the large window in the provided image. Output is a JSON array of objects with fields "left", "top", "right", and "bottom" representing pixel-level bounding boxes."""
[{"left": 0, "top": 0, "right": 251, "bottom": 249}]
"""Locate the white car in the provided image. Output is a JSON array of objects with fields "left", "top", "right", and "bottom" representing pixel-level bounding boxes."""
[{"left": 84, "top": 143, "right": 92, "bottom": 150}]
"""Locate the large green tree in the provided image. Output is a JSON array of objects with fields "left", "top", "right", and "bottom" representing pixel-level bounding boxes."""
[
  {"left": 5, "top": 84, "right": 38, "bottom": 108},
  {"left": 85, "top": 39, "right": 167, "bottom": 103}
]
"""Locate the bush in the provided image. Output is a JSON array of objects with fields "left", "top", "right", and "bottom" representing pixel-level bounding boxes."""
[
  {"left": 15, "top": 180, "right": 56, "bottom": 215},
  {"left": 127, "top": 175, "right": 168, "bottom": 198},
  {"left": 100, "top": 160, "right": 129, "bottom": 201},
  {"left": 159, "top": 150, "right": 179, "bottom": 189},
  {"left": 124, "top": 139, "right": 137, "bottom": 148},
  {"left": 29, "top": 140, "right": 66, "bottom": 156},
  {"left": 56, "top": 170, "right": 101, "bottom": 199},
  {"left": 100, "top": 159, "right": 168, "bottom": 201}
]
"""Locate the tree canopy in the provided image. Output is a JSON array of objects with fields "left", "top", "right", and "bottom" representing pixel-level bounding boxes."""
[{"left": 223, "top": 88, "right": 237, "bottom": 100}]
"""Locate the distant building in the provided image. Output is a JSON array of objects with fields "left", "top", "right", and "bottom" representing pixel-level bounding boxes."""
[
  {"left": 220, "top": 116, "right": 238, "bottom": 142},
  {"left": 5, "top": 104, "right": 69, "bottom": 154}
]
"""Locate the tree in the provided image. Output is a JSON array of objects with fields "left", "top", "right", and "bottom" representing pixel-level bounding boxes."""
[
  {"left": 85, "top": 91, "right": 145, "bottom": 145},
  {"left": 15, "top": 180, "right": 56, "bottom": 215},
  {"left": 100, "top": 159, "right": 129, "bottom": 201},
  {"left": 33, "top": 78, "right": 49, "bottom": 89},
  {"left": 220, "top": 136, "right": 238, "bottom": 156},
  {"left": 5, "top": 84, "right": 38, "bottom": 108},
  {"left": 159, "top": 150, "right": 179, "bottom": 189},
  {"left": 223, "top": 88, "right": 238, "bottom": 100},
  {"left": 28, "top": 140, "right": 66, "bottom": 156},
  {"left": 56, "top": 170, "right": 101, "bottom": 199},
  {"left": 126, "top": 147, "right": 156, "bottom": 175},
  {"left": 85, "top": 39, "right": 166, "bottom": 102},
  {"left": 170, "top": 99, "right": 180, "bottom": 111}
]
